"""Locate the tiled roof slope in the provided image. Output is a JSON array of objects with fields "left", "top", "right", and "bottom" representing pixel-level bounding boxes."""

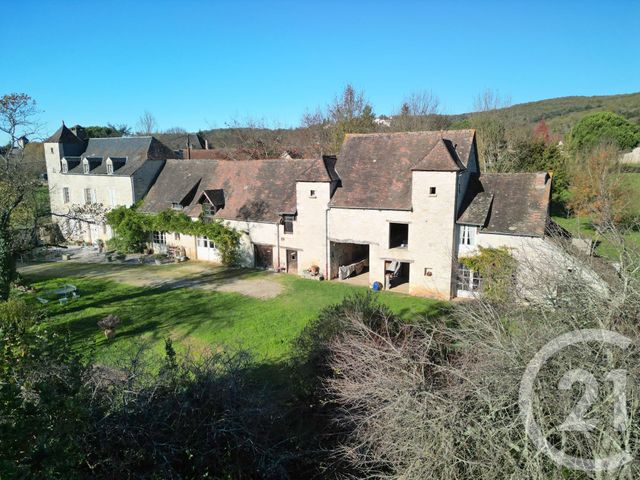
[
  {"left": 330, "top": 130, "right": 475, "bottom": 210},
  {"left": 140, "top": 157, "right": 335, "bottom": 223},
  {"left": 458, "top": 172, "right": 551, "bottom": 237}
]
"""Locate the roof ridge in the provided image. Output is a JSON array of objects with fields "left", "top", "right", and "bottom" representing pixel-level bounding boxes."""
[{"left": 346, "top": 129, "right": 475, "bottom": 138}]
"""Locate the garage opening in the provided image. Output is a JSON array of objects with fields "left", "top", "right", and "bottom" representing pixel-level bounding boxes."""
[
  {"left": 330, "top": 242, "right": 370, "bottom": 285},
  {"left": 385, "top": 260, "right": 410, "bottom": 292},
  {"left": 254, "top": 244, "right": 273, "bottom": 269}
]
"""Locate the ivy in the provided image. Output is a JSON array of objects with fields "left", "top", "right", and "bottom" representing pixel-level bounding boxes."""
[
  {"left": 459, "top": 247, "right": 517, "bottom": 302},
  {"left": 106, "top": 206, "right": 241, "bottom": 265}
]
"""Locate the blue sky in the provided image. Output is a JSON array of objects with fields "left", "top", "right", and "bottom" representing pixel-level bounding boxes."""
[{"left": 1, "top": 0, "right": 639, "bottom": 139}]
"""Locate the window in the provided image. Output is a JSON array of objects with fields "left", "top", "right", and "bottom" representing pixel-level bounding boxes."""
[
  {"left": 174, "top": 233, "right": 181, "bottom": 241},
  {"left": 108, "top": 189, "right": 116, "bottom": 207},
  {"left": 389, "top": 222, "right": 409, "bottom": 248},
  {"left": 106, "top": 161, "right": 113, "bottom": 175},
  {"left": 62, "top": 187, "right": 70, "bottom": 204},
  {"left": 456, "top": 263, "right": 481, "bottom": 292},
  {"left": 84, "top": 188, "right": 96, "bottom": 205},
  {"left": 202, "top": 203, "right": 214, "bottom": 216},
  {"left": 171, "top": 202, "right": 183, "bottom": 210},
  {"left": 83, "top": 160, "right": 89, "bottom": 174},
  {"left": 309, "top": 189, "right": 316, "bottom": 198},
  {"left": 50, "top": 147, "right": 54, "bottom": 154},
  {"left": 197, "top": 236, "right": 215, "bottom": 249},
  {"left": 153, "top": 231, "right": 167, "bottom": 245},
  {"left": 429, "top": 186, "right": 437, "bottom": 196},
  {"left": 61, "top": 160, "right": 68, "bottom": 173},
  {"left": 459, "top": 225, "right": 476, "bottom": 246},
  {"left": 283, "top": 215, "right": 295, "bottom": 234}
]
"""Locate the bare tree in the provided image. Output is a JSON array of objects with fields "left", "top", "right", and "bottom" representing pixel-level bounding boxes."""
[
  {"left": 328, "top": 84, "right": 370, "bottom": 123},
  {"left": 223, "top": 117, "right": 285, "bottom": 159},
  {"left": 163, "top": 126, "right": 187, "bottom": 134},
  {"left": 0, "top": 94, "right": 43, "bottom": 299},
  {"left": 300, "top": 108, "right": 331, "bottom": 156},
  {"left": 136, "top": 110, "right": 157, "bottom": 135},
  {"left": 473, "top": 88, "right": 512, "bottom": 112},
  {"left": 393, "top": 90, "right": 441, "bottom": 131}
]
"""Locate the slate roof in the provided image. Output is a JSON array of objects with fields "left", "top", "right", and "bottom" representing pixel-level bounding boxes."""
[
  {"left": 63, "top": 136, "right": 174, "bottom": 176},
  {"left": 457, "top": 172, "right": 551, "bottom": 237},
  {"left": 140, "top": 157, "right": 336, "bottom": 222},
  {"left": 46, "top": 124, "right": 85, "bottom": 144},
  {"left": 330, "top": 130, "right": 476, "bottom": 210}
]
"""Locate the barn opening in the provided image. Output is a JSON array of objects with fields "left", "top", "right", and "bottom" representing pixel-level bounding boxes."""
[
  {"left": 330, "top": 242, "right": 370, "bottom": 285},
  {"left": 385, "top": 260, "right": 410, "bottom": 292}
]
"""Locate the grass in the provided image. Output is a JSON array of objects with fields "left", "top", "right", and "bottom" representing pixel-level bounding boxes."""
[
  {"left": 552, "top": 172, "right": 640, "bottom": 260},
  {"left": 21, "top": 263, "right": 444, "bottom": 366}
]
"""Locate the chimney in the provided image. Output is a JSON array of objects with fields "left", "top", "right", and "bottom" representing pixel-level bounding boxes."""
[{"left": 71, "top": 125, "right": 87, "bottom": 141}]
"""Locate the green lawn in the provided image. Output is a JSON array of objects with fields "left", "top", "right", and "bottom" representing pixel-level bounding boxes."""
[
  {"left": 21, "top": 264, "right": 444, "bottom": 365},
  {"left": 552, "top": 172, "right": 640, "bottom": 260}
]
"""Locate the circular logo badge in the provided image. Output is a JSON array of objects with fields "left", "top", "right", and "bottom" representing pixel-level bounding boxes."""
[{"left": 519, "top": 328, "right": 633, "bottom": 472}]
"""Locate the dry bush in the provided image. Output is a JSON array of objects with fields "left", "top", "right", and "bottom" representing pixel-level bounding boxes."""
[{"left": 325, "top": 235, "right": 640, "bottom": 479}]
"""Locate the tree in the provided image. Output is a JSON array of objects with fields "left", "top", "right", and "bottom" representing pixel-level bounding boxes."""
[
  {"left": 473, "top": 116, "right": 509, "bottom": 172},
  {"left": 473, "top": 88, "right": 511, "bottom": 112},
  {"left": 136, "top": 111, "right": 157, "bottom": 135},
  {"left": 567, "top": 143, "right": 634, "bottom": 228},
  {"left": 327, "top": 84, "right": 377, "bottom": 152},
  {"left": 393, "top": 90, "right": 442, "bottom": 131},
  {"left": 568, "top": 111, "right": 640, "bottom": 154},
  {"left": 83, "top": 124, "right": 131, "bottom": 138},
  {"left": 0, "top": 93, "right": 42, "bottom": 300},
  {"left": 532, "top": 118, "right": 551, "bottom": 144}
]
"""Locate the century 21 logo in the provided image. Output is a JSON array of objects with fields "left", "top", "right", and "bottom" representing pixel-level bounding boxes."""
[{"left": 519, "top": 329, "right": 633, "bottom": 472}]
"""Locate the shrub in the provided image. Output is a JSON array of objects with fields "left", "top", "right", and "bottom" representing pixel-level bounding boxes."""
[{"left": 459, "top": 247, "right": 517, "bottom": 302}]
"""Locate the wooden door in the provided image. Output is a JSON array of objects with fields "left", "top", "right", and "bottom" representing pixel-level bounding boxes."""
[{"left": 286, "top": 249, "right": 298, "bottom": 274}]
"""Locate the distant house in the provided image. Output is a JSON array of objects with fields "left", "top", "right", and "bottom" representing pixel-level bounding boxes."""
[
  {"left": 140, "top": 129, "right": 560, "bottom": 299},
  {"left": 44, "top": 123, "right": 174, "bottom": 243}
]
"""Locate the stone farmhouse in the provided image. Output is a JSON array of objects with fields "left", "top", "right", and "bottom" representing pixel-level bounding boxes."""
[
  {"left": 137, "top": 129, "right": 555, "bottom": 299},
  {"left": 44, "top": 124, "right": 175, "bottom": 243},
  {"left": 43, "top": 124, "right": 561, "bottom": 299}
]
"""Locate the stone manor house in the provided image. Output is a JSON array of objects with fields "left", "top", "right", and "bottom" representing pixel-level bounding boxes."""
[{"left": 45, "top": 125, "right": 556, "bottom": 300}]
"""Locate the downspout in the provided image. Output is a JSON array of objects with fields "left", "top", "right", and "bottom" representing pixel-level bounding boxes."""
[
  {"left": 276, "top": 222, "right": 280, "bottom": 271},
  {"left": 325, "top": 207, "right": 329, "bottom": 279}
]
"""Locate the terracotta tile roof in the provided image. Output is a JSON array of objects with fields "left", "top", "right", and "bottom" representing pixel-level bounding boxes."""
[
  {"left": 457, "top": 191, "right": 493, "bottom": 226},
  {"left": 140, "top": 157, "right": 335, "bottom": 222},
  {"left": 458, "top": 172, "right": 551, "bottom": 237},
  {"left": 330, "top": 130, "right": 475, "bottom": 210}
]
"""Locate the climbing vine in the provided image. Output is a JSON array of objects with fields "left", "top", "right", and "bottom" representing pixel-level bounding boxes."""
[
  {"left": 459, "top": 247, "right": 517, "bottom": 302},
  {"left": 106, "top": 206, "right": 240, "bottom": 265}
]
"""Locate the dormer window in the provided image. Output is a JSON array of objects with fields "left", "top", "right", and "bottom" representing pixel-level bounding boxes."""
[
  {"left": 198, "top": 189, "right": 225, "bottom": 217},
  {"left": 171, "top": 202, "right": 183, "bottom": 210},
  {"left": 202, "top": 203, "right": 214, "bottom": 216},
  {"left": 83, "top": 159, "right": 89, "bottom": 174},
  {"left": 61, "top": 160, "right": 68, "bottom": 173},
  {"left": 107, "top": 157, "right": 126, "bottom": 174}
]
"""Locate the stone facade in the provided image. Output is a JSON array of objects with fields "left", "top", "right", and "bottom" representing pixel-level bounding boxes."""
[
  {"left": 44, "top": 124, "right": 172, "bottom": 243},
  {"left": 139, "top": 130, "right": 556, "bottom": 300}
]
